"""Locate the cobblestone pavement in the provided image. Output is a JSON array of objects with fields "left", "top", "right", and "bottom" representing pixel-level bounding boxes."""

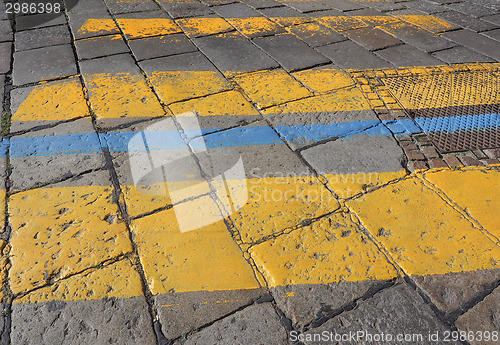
[{"left": 0, "top": 0, "right": 500, "bottom": 344}]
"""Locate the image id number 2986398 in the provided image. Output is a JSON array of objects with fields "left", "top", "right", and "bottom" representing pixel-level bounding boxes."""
[{"left": 5, "top": 1, "right": 61, "bottom": 14}]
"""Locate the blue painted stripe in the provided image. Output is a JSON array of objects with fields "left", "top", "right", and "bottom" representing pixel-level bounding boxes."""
[{"left": 415, "top": 113, "right": 499, "bottom": 133}]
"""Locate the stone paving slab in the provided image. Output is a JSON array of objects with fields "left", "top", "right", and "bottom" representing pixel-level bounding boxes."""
[
  {"left": 317, "top": 40, "right": 393, "bottom": 69},
  {"left": 129, "top": 33, "right": 198, "bottom": 61},
  {"left": 0, "top": 19, "right": 13, "bottom": 42},
  {"left": 14, "top": 25, "right": 71, "bottom": 52}
]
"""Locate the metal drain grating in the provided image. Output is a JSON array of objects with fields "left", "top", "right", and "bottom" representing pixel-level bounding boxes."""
[{"left": 383, "top": 71, "right": 500, "bottom": 153}]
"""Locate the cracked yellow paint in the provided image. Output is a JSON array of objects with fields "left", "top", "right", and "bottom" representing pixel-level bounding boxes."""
[
  {"left": 263, "top": 86, "right": 371, "bottom": 115},
  {"left": 249, "top": 212, "right": 397, "bottom": 287},
  {"left": 9, "top": 185, "right": 133, "bottom": 294},
  {"left": 228, "top": 18, "right": 283, "bottom": 37},
  {"left": 15, "top": 260, "right": 144, "bottom": 303},
  {"left": 0, "top": 239, "right": 8, "bottom": 302},
  {"left": 292, "top": 68, "right": 355, "bottom": 94},
  {"left": 12, "top": 77, "right": 89, "bottom": 123},
  {"left": 0, "top": 189, "right": 5, "bottom": 229},
  {"left": 148, "top": 71, "right": 232, "bottom": 105},
  {"left": 317, "top": 16, "right": 368, "bottom": 32},
  {"left": 233, "top": 69, "right": 312, "bottom": 109},
  {"left": 424, "top": 167, "right": 500, "bottom": 241},
  {"left": 176, "top": 17, "right": 233, "bottom": 37},
  {"left": 116, "top": 18, "right": 182, "bottom": 39},
  {"left": 270, "top": 16, "right": 311, "bottom": 27},
  {"left": 169, "top": 90, "right": 260, "bottom": 117},
  {"left": 394, "top": 15, "right": 457, "bottom": 34},
  {"left": 357, "top": 15, "right": 399, "bottom": 27},
  {"left": 77, "top": 19, "right": 118, "bottom": 36},
  {"left": 347, "top": 177, "right": 500, "bottom": 276},
  {"left": 131, "top": 200, "right": 260, "bottom": 294},
  {"left": 83, "top": 73, "right": 165, "bottom": 119}
]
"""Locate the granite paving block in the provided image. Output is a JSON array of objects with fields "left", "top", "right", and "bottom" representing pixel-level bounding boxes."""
[
  {"left": 67, "top": 11, "right": 120, "bottom": 40},
  {"left": 376, "top": 44, "right": 444, "bottom": 67},
  {"left": 0, "top": 74, "right": 4, "bottom": 102},
  {"left": 358, "top": 0, "right": 405, "bottom": 11},
  {"left": 13, "top": 44, "right": 77, "bottom": 85},
  {"left": 15, "top": 25, "right": 71, "bottom": 52},
  {"left": 316, "top": 40, "right": 392, "bottom": 69},
  {"left": 158, "top": 0, "right": 214, "bottom": 19},
  {"left": 431, "top": 46, "right": 495, "bottom": 63},
  {"left": 344, "top": 8, "right": 382, "bottom": 16},
  {"left": 105, "top": 0, "right": 159, "bottom": 14},
  {"left": 252, "top": 33, "right": 330, "bottom": 71},
  {"left": 282, "top": 0, "right": 336, "bottom": 13},
  {"left": 0, "top": 19, "right": 12, "bottom": 42},
  {"left": 202, "top": 0, "right": 238, "bottom": 5},
  {"left": 240, "top": 0, "right": 282, "bottom": 9},
  {"left": 437, "top": 10, "right": 498, "bottom": 32},
  {"left": 211, "top": 2, "right": 258, "bottom": 17},
  {"left": 194, "top": 32, "right": 278, "bottom": 76},
  {"left": 345, "top": 26, "right": 402, "bottom": 51},
  {"left": 259, "top": 6, "right": 310, "bottom": 26},
  {"left": 445, "top": 1, "right": 498, "bottom": 18},
  {"left": 287, "top": 21, "right": 346, "bottom": 47},
  {"left": 328, "top": 0, "right": 366, "bottom": 12},
  {"left": 377, "top": 21, "right": 456, "bottom": 53},
  {"left": 15, "top": 13, "right": 67, "bottom": 31},
  {"left": 178, "top": 303, "right": 288, "bottom": 345},
  {"left": 404, "top": 0, "right": 448, "bottom": 14},
  {"left": 66, "top": 0, "right": 109, "bottom": 14},
  {"left": 0, "top": 42, "right": 10, "bottom": 74},
  {"left": 481, "top": 29, "right": 500, "bottom": 42},
  {"left": 482, "top": 14, "right": 500, "bottom": 25},
  {"left": 442, "top": 29, "right": 500, "bottom": 61},
  {"left": 129, "top": 33, "right": 198, "bottom": 61},
  {"left": 75, "top": 34, "right": 130, "bottom": 60}
]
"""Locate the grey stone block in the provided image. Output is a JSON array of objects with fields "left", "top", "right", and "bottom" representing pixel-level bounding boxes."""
[
  {"left": 431, "top": 46, "right": 495, "bottom": 63},
  {"left": 301, "top": 127, "right": 405, "bottom": 175},
  {"left": 252, "top": 33, "right": 330, "bottom": 71},
  {"left": 15, "top": 13, "right": 67, "bottom": 31},
  {"left": 345, "top": 27, "right": 402, "bottom": 51},
  {"left": 481, "top": 28, "right": 500, "bottom": 42},
  {"left": 155, "top": 288, "right": 267, "bottom": 339},
  {"left": 316, "top": 41, "right": 393, "bottom": 69},
  {"left": 0, "top": 74, "right": 4, "bottom": 102},
  {"left": 241, "top": 0, "right": 282, "bottom": 9},
  {"left": 328, "top": 0, "right": 366, "bottom": 12},
  {"left": 202, "top": 0, "right": 238, "bottom": 6},
  {"left": 442, "top": 29, "right": 500, "bottom": 61},
  {"left": 412, "top": 269, "right": 500, "bottom": 312},
  {"left": 158, "top": 0, "right": 213, "bottom": 19},
  {"left": 129, "top": 33, "right": 198, "bottom": 61},
  {"left": 456, "top": 286, "right": 500, "bottom": 345},
  {"left": 405, "top": 0, "right": 448, "bottom": 14},
  {"left": 15, "top": 25, "right": 71, "bottom": 52},
  {"left": 79, "top": 53, "right": 138, "bottom": 75},
  {"left": 11, "top": 296, "right": 157, "bottom": 345},
  {"left": 283, "top": 0, "right": 336, "bottom": 13},
  {"left": 66, "top": 0, "right": 109, "bottom": 15},
  {"left": 259, "top": 6, "right": 309, "bottom": 26},
  {"left": 179, "top": 303, "right": 288, "bottom": 345},
  {"left": 105, "top": 0, "right": 159, "bottom": 14},
  {"left": 437, "top": 10, "right": 498, "bottom": 32},
  {"left": 13, "top": 44, "right": 77, "bottom": 85},
  {"left": 213, "top": 2, "right": 261, "bottom": 17},
  {"left": 10, "top": 118, "right": 106, "bottom": 191},
  {"left": 194, "top": 32, "right": 279, "bottom": 76},
  {"left": 482, "top": 14, "right": 500, "bottom": 25},
  {"left": 140, "top": 51, "right": 219, "bottom": 72},
  {"left": 360, "top": 0, "right": 405, "bottom": 11},
  {"left": 68, "top": 12, "right": 120, "bottom": 40},
  {"left": 302, "top": 284, "right": 459, "bottom": 345},
  {"left": 75, "top": 34, "right": 130, "bottom": 60},
  {"left": 0, "top": 19, "right": 12, "bottom": 42},
  {"left": 445, "top": 1, "right": 498, "bottom": 18},
  {"left": 0, "top": 42, "right": 11, "bottom": 74},
  {"left": 375, "top": 44, "right": 444, "bottom": 67},
  {"left": 287, "top": 21, "right": 347, "bottom": 47}
]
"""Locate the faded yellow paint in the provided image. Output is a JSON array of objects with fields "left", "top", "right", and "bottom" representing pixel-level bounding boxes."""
[
  {"left": 270, "top": 16, "right": 311, "bottom": 27},
  {"left": 12, "top": 77, "right": 89, "bottom": 123},
  {"left": 357, "top": 15, "right": 399, "bottom": 27},
  {"left": 228, "top": 17, "right": 283, "bottom": 37},
  {"left": 84, "top": 72, "right": 165, "bottom": 119},
  {"left": 394, "top": 15, "right": 457, "bottom": 34},
  {"left": 317, "top": 16, "right": 368, "bottom": 32},
  {"left": 77, "top": 19, "right": 118, "bottom": 36},
  {"left": 263, "top": 86, "right": 371, "bottom": 115},
  {"left": 249, "top": 212, "right": 397, "bottom": 287},
  {"left": 347, "top": 177, "right": 500, "bottom": 276},
  {"left": 424, "top": 167, "right": 500, "bottom": 241},
  {"left": 220, "top": 176, "right": 340, "bottom": 244},
  {"left": 176, "top": 17, "right": 233, "bottom": 37},
  {"left": 131, "top": 201, "right": 260, "bottom": 294},
  {"left": 169, "top": 90, "right": 260, "bottom": 117},
  {"left": 0, "top": 189, "right": 5, "bottom": 229},
  {"left": 9, "top": 185, "right": 133, "bottom": 294},
  {"left": 0, "top": 239, "right": 7, "bottom": 302},
  {"left": 15, "top": 260, "right": 144, "bottom": 303},
  {"left": 116, "top": 18, "right": 181, "bottom": 39},
  {"left": 148, "top": 71, "right": 232, "bottom": 105},
  {"left": 292, "top": 68, "right": 355, "bottom": 94},
  {"left": 233, "top": 69, "right": 312, "bottom": 108}
]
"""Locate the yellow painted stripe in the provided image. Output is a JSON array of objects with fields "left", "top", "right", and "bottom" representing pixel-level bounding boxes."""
[
  {"left": 78, "top": 18, "right": 181, "bottom": 39},
  {"left": 393, "top": 14, "right": 458, "bottom": 34}
]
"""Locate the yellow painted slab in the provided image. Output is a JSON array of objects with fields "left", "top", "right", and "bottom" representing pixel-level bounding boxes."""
[
  {"left": 176, "top": 17, "right": 233, "bottom": 37},
  {"left": 131, "top": 199, "right": 260, "bottom": 294},
  {"left": 116, "top": 18, "right": 182, "bottom": 39},
  {"left": 0, "top": 239, "right": 7, "bottom": 303},
  {"left": 228, "top": 17, "right": 283, "bottom": 37},
  {"left": 317, "top": 16, "right": 368, "bottom": 32},
  {"left": 270, "top": 16, "right": 311, "bottom": 27},
  {"left": 84, "top": 72, "right": 165, "bottom": 119},
  {"left": 394, "top": 15, "right": 457, "bottom": 34},
  {"left": 9, "top": 185, "right": 133, "bottom": 294},
  {"left": 12, "top": 77, "right": 89, "bottom": 123},
  {"left": 233, "top": 69, "right": 312, "bottom": 108},
  {"left": 148, "top": 71, "right": 232, "bottom": 105},
  {"left": 347, "top": 177, "right": 500, "bottom": 276},
  {"left": 15, "top": 260, "right": 144, "bottom": 303},
  {"left": 78, "top": 19, "right": 119, "bottom": 37},
  {"left": 424, "top": 167, "right": 500, "bottom": 241},
  {"left": 292, "top": 68, "right": 355, "bottom": 94},
  {"left": 249, "top": 211, "right": 398, "bottom": 287}
]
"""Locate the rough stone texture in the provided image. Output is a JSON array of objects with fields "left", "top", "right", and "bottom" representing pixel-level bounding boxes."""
[
  {"left": 482, "top": 29, "right": 500, "bottom": 42},
  {"left": 9, "top": 118, "right": 106, "bottom": 191},
  {"left": 376, "top": 44, "right": 444, "bottom": 67},
  {"left": 0, "top": 74, "right": 4, "bottom": 102},
  {"left": 437, "top": 10, "right": 498, "bottom": 32},
  {"left": 129, "top": 33, "right": 198, "bottom": 61},
  {"left": 12, "top": 44, "right": 77, "bottom": 85},
  {"left": 445, "top": 1, "right": 498, "bottom": 18},
  {"left": 431, "top": 46, "right": 495, "bottom": 63},
  {"left": 345, "top": 27, "right": 402, "bottom": 51},
  {"left": 271, "top": 280, "right": 390, "bottom": 330},
  {"left": 11, "top": 296, "right": 157, "bottom": 345},
  {"left": 212, "top": 2, "right": 261, "bottom": 18},
  {"left": 413, "top": 269, "right": 500, "bottom": 312},
  {"left": 301, "top": 129, "right": 406, "bottom": 174},
  {"left": 14, "top": 25, "right": 71, "bottom": 52},
  {"left": 67, "top": 11, "right": 120, "bottom": 40},
  {"left": 105, "top": 0, "right": 159, "bottom": 14},
  {"left": 15, "top": 13, "right": 67, "bottom": 31},
  {"left": 405, "top": 0, "right": 448, "bottom": 14},
  {"left": 287, "top": 21, "right": 346, "bottom": 47},
  {"left": 253, "top": 33, "right": 330, "bottom": 71},
  {"left": 0, "top": 19, "right": 12, "bottom": 42},
  {"left": 442, "top": 29, "right": 500, "bottom": 61},
  {"left": 155, "top": 288, "right": 267, "bottom": 339},
  {"left": 177, "top": 303, "right": 288, "bottom": 345},
  {"left": 283, "top": 0, "right": 337, "bottom": 13},
  {"left": 159, "top": 0, "right": 214, "bottom": 19},
  {"left": 0, "top": 42, "right": 11, "bottom": 74},
  {"left": 75, "top": 34, "right": 130, "bottom": 60},
  {"left": 317, "top": 41, "right": 392, "bottom": 69},
  {"left": 194, "top": 32, "right": 279, "bottom": 76},
  {"left": 259, "top": 6, "right": 309, "bottom": 26},
  {"left": 482, "top": 14, "right": 500, "bottom": 25},
  {"left": 456, "top": 286, "right": 500, "bottom": 345},
  {"left": 303, "top": 284, "right": 459, "bottom": 345},
  {"left": 241, "top": 0, "right": 282, "bottom": 9}
]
